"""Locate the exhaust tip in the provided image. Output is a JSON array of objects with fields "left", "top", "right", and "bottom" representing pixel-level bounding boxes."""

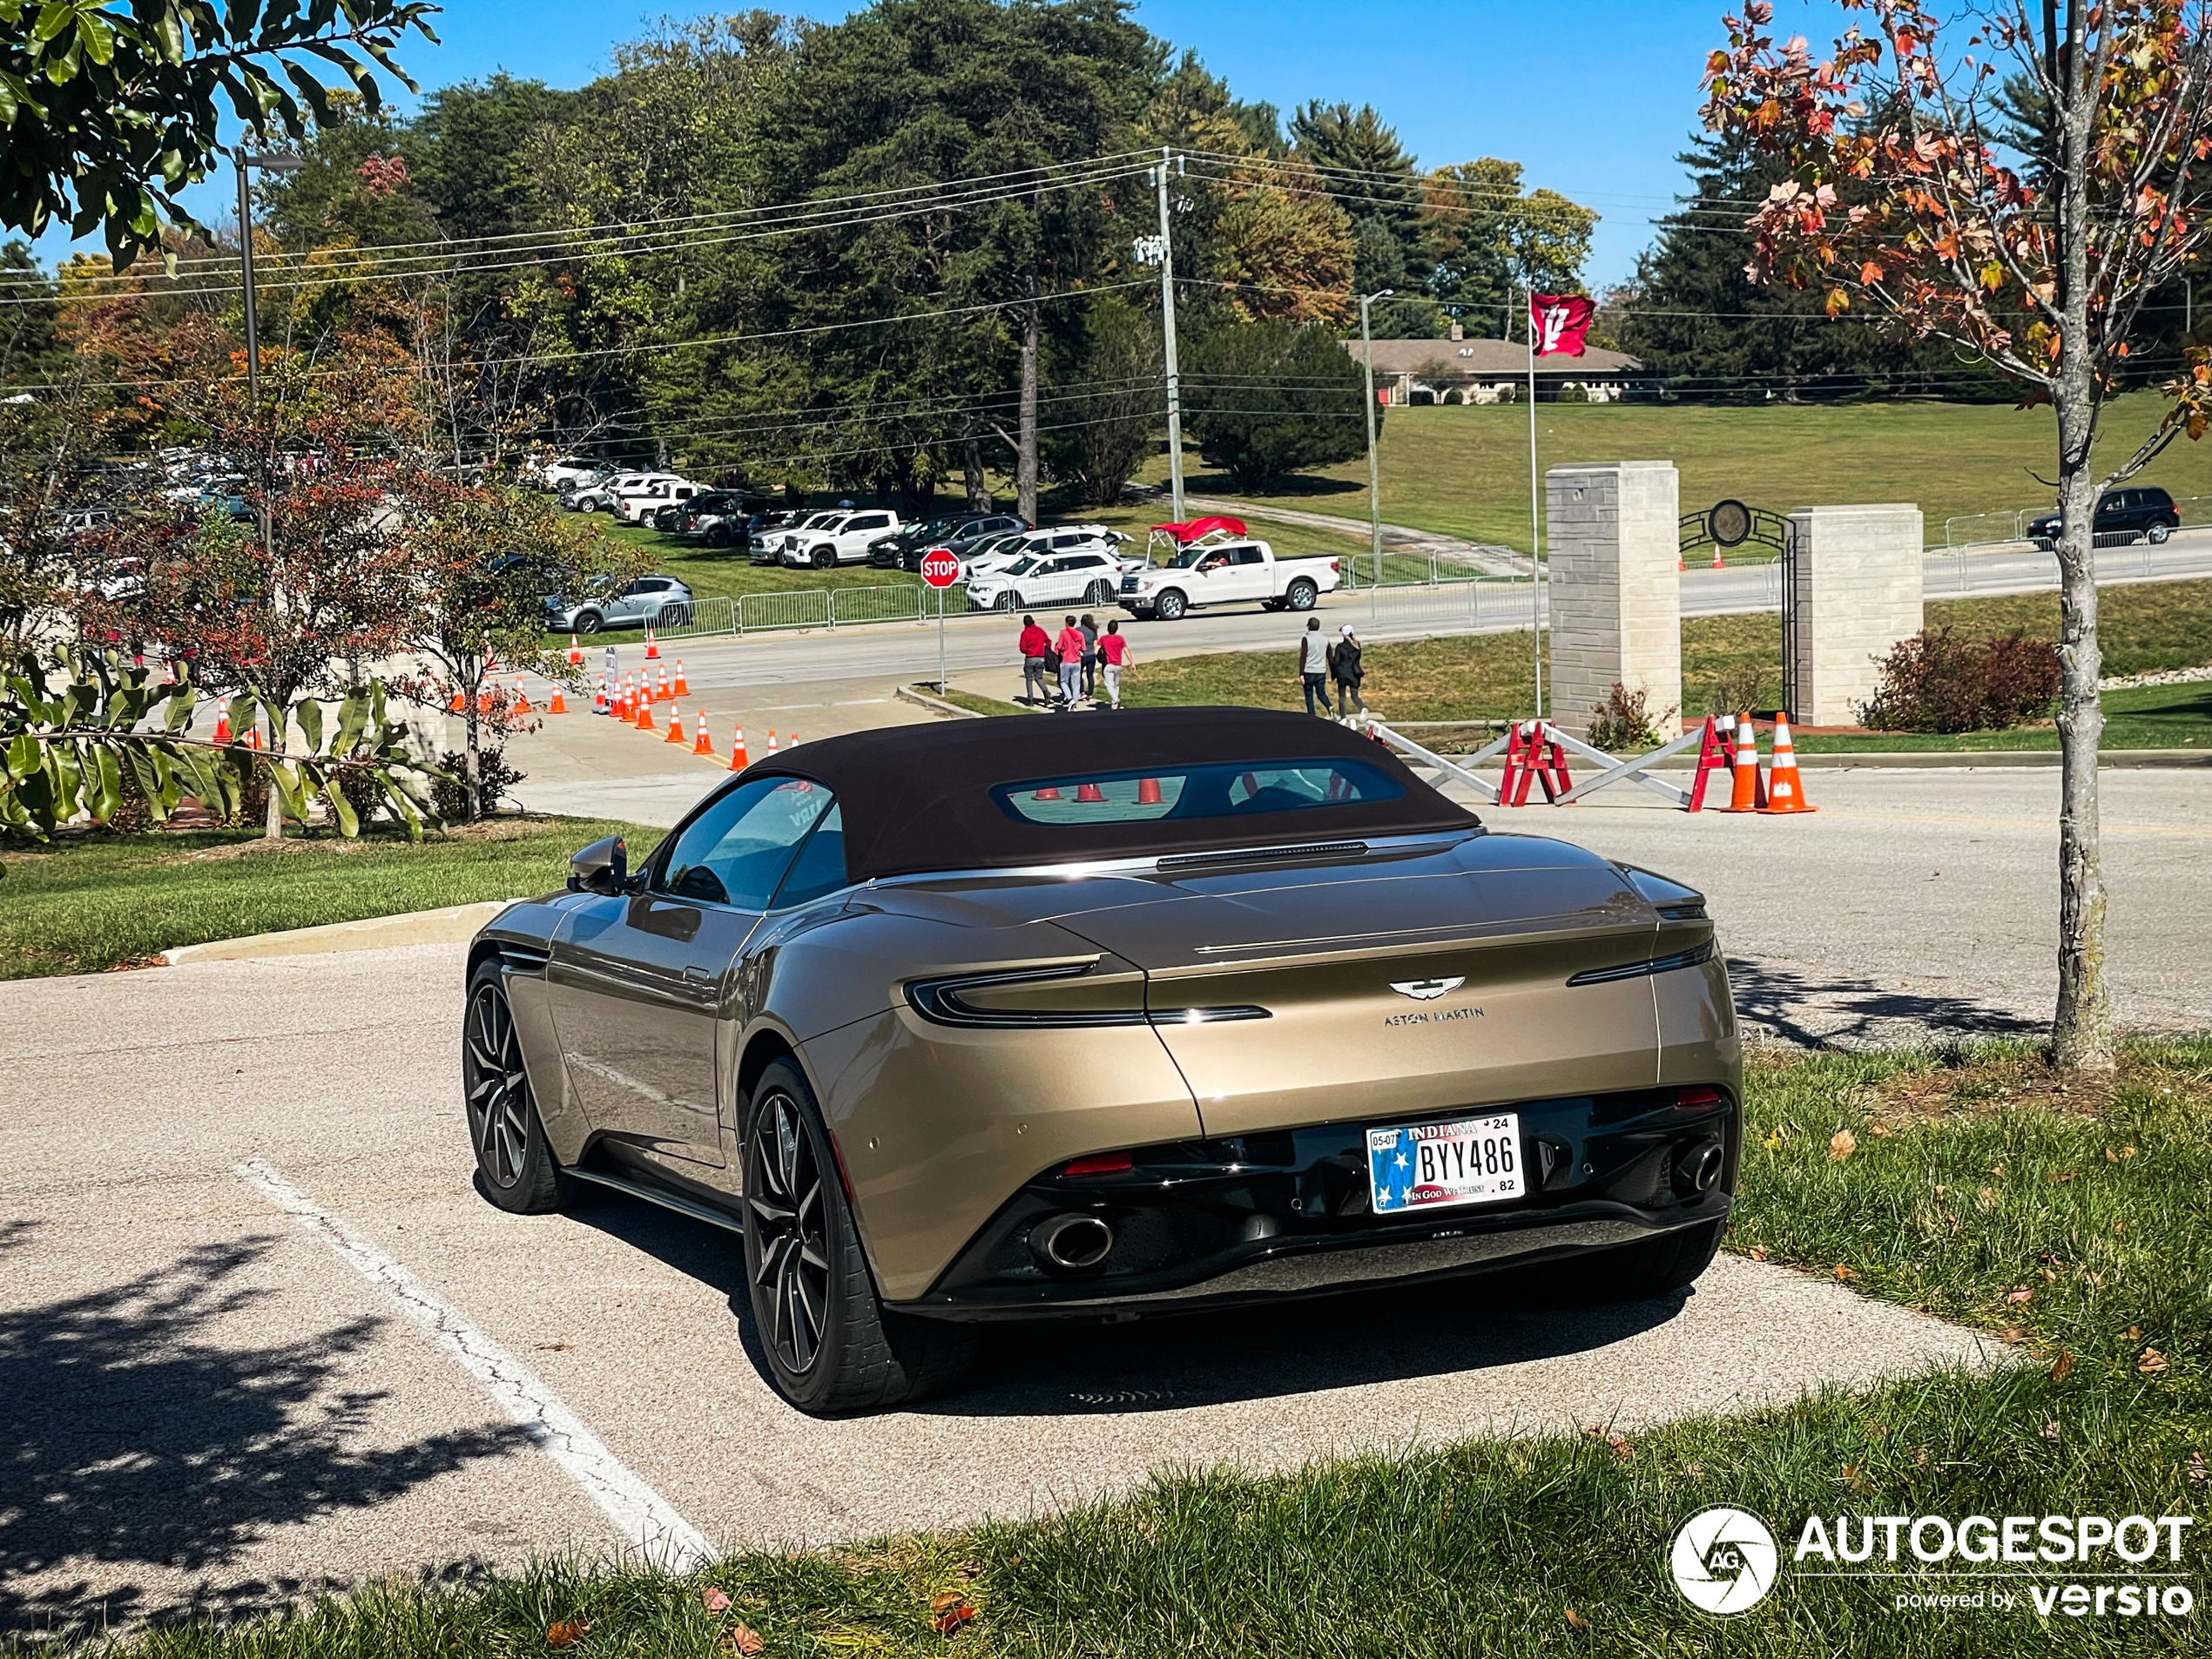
[
  {"left": 1675, "top": 1138, "right": 1725, "bottom": 1196},
  {"left": 1030, "top": 1213, "right": 1114, "bottom": 1271}
]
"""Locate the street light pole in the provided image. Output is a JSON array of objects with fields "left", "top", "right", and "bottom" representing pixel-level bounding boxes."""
[
  {"left": 1154, "top": 148, "right": 1185, "bottom": 525},
  {"left": 1360, "top": 288, "right": 1392, "bottom": 625}
]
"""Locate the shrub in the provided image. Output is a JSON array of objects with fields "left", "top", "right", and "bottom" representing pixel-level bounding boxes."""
[
  {"left": 1857, "top": 627, "right": 2061, "bottom": 732},
  {"left": 1705, "top": 662, "right": 1776, "bottom": 718},
  {"left": 1587, "top": 681, "right": 1676, "bottom": 750},
  {"left": 431, "top": 744, "right": 527, "bottom": 821}
]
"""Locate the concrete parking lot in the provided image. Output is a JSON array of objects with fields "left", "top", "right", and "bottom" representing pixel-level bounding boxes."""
[{"left": 0, "top": 944, "right": 1989, "bottom": 1640}]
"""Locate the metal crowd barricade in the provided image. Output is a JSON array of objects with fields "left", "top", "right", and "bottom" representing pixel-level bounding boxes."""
[
  {"left": 738, "top": 590, "right": 831, "bottom": 633},
  {"left": 828, "top": 584, "right": 923, "bottom": 626},
  {"left": 651, "top": 596, "right": 736, "bottom": 640},
  {"left": 1371, "top": 718, "right": 1709, "bottom": 809}
]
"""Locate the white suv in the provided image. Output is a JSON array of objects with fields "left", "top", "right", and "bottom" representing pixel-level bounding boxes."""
[
  {"left": 777, "top": 508, "right": 901, "bottom": 569},
  {"left": 611, "top": 475, "right": 702, "bottom": 524}
]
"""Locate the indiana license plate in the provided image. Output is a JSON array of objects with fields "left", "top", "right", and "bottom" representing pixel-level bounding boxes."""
[{"left": 1367, "top": 1113, "right": 1523, "bottom": 1215}]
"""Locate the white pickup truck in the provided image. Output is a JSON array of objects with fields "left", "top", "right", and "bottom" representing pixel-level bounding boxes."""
[{"left": 1116, "top": 537, "right": 1341, "bottom": 620}]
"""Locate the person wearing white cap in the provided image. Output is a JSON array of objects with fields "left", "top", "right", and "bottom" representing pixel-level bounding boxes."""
[{"left": 1329, "top": 624, "right": 1366, "bottom": 722}]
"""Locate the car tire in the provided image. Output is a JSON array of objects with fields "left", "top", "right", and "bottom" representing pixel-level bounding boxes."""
[
  {"left": 1529, "top": 1218, "right": 1725, "bottom": 1305},
  {"left": 1155, "top": 588, "right": 1187, "bottom": 621},
  {"left": 2148, "top": 520, "right": 2174, "bottom": 544},
  {"left": 740, "top": 1059, "right": 975, "bottom": 1413},
  {"left": 811, "top": 546, "right": 836, "bottom": 570},
  {"left": 1285, "top": 578, "right": 1318, "bottom": 611},
  {"left": 658, "top": 603, "right": 692, "bottom": 629},
  {"left": 2033, "top": 536, "right": 2055, "bottom": 553},
  {"left": 994, "top": 590, "right": 1021, "bottom": 611},
  {"left": 573, "top": 610, "right": 604, "bottom": 635},
  {"left": 462, "top": 961, "right": 568, "bottom": 1215},
  {"left": 1083, "top": 579, "right": 1115, "bottom": 606}
]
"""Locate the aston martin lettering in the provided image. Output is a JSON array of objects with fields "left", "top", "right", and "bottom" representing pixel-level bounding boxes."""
[
  {"left": 1384, "top": 1005, "right": 1484, "bottom": 1028},
  {"left": 1391, "top": 976, "right": 1465, "bottom": 1000}
]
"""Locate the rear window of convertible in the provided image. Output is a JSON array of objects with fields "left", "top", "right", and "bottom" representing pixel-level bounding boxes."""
[{"left": 992, "top": 759, "right": 1405, "bottom": 825}]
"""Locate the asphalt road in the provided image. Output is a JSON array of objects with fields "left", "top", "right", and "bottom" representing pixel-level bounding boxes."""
[
  {"left": 626, "top": 537, "right": 2212, "bottom": 700},
  {"left": 0, "top": 944, "right": 1990, "bottom": 1640}
]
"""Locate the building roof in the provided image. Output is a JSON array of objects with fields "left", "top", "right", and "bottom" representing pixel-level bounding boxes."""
[{"left": 1348, "top": 338, "right": 1644, "bottom": 379}]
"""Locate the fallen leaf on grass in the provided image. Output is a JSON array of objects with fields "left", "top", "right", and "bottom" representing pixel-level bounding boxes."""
[
  {"left": 2005, "top": 1287, "right": 2033, "bottom": 1305},
  {"left": 2188, "top": 1453, "right": 2208, "bottom": 1486},
  {"left": 959, "top": 1561, "right": 982, "bottom": 1580},
  {"left": 1933, "top": 1184, "right": 1946, "bottom": 1197},
  {"left": 1830, "top": 1130, "right": 1858, "bottom": 1161},
  {"left": 2140, "top": 1349, "right": 2168, "bottom": 1374},
  {"left": 2047, "top": 1171, "right": 2075, "bottom": 1184},
  {"left": 1565, "top": 1607, "right": 1588, "bottom": 1632},
  {"left": 2121, "top": 1146, "right": 2136, "bottom": 1159},
  {"left": 546, "top": 1622, "right": 591, "bottom": 1649},
  {"left": 702, "top": 1588, "right": 732, "bottom": 1614},
  {"left": 2126, "top": 1326, "right": 2143, "bottom": 1341},
  {"left": 1979, "top": 1186, "right": 1996, "bottom": 1206},
  {"left": 720, "top": 1623, "right": 765, "bottom": 1656},
  {"left": 931, "top": 1595, "right": 976, "bottom": 1636},
  {"left": 1871, "top": 1123, "right": 1892, "bottom": 1137},
  {"left": 1997, "top": 1326, "right": 2030, "bottom": 1345},
  {"left": 2052, "top": 1351, "right": 2076, "bottom": 1381},
  {"left": 1834, "top": 1264, "right": 1855, "bottom": 1281},
  {"left": 2043, "top": 1422, "right": 2061, "bottom": 1440},
  {"left": 1748, "top": 1245, "right": 1770, "bottom": 1263}
]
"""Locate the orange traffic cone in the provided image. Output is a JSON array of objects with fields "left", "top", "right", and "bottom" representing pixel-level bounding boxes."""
[
  {"left": 213, "top": 711, "right": 232, "bottom": 745},
  {"left": 655, "top": 664, "right": 671, "bottom": 703},
  {"left": 567, "top": 634, "right": 583, "bottom": 667},
  {"left": 513, "top": 677, "right": 532, "bottom": 715},
  {"left": 665, "top": 705, "right": 685, "bottom": 745},
  {"left": 644, "top": 626, "right": 660, "bottom": 661},
  {"left": 765, "top": 730, "right": 778, "bottom": 755},
  {"left": 448, "top": 685, "right": 465, "bottom": 713},
  {"left": 1033, "top": 785, "right": 1062, "bottom": 799},
  {"left": 786, "top": 731, "right": 798, "bottom": 746},
  {"left": 1723, "top": 712, "right": 1766, "bottom": 813},
  {"left": 1075, "top": 782, "right": 1106, "bottom": 802},
  {"left": 1136, "top": 777, "right": 1161, "bottom": 805},
  {"left": 728, "top": 725, "right": 750, "bottom": 771},
  {"left": 673, "top": 659, "right": 689, "bottom": 698},
  {"left": 1710, "top": 543, "right": 1725, "bottom": 570},
  {"left": 248, "top": 727, "right": 263, "bottom": 751},
  {"left": 549, "top": 685, "right": 568, "bottom": 714},
  {"left": 1759, "top": 715, "right": 1817, "bottom": 814},
  {"left": 693, "top": 717, "right": 714, "bottom": 757},
  {"left": 594, "top": 675, "right": 609, "bottom": 715},
  {"left": 636, "top": 693, "right": 656, "bottom": 732}
]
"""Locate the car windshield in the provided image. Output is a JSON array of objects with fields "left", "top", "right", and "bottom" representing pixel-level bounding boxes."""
[
  {"left": 1165, "top": 541, "right": 1226, "bottom": 568},
  {"left": 999, "top": 557, "right": 1038, "bottom": 577},
  {"left": 993, "top": 759, "right": 1406, "bottom": 825}
]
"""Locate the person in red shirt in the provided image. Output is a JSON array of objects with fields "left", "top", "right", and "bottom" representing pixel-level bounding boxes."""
[
  {"left": 1053, "top": 614, "right": 1086, "bottom": 710},
  {"left": 1096, "top": 618, "right": 1131, "bottom": 710},
  {"left": 1016, "top": 613, "right": 1050, "bottom": 705}
]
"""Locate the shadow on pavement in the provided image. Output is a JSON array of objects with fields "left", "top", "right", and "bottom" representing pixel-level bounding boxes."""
[
  {"left": 1726, "top": 955, "right": 2049, "bottom": 1049},
  {"left": 0, "top": 1225, "right": 531, "bottom": 1643},
  {"left": 565, "top": 1185, "right": 1690, "bottom": 1417}
]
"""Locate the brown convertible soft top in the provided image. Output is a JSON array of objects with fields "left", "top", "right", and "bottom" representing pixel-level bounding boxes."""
[{"left": 745, "top": 705, "right": 1480, "bottom": 881}]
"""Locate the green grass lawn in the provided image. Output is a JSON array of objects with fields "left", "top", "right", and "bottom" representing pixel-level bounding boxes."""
[
  {"left": 1107, "top": 580, "right": 2212, "bottom": 748},
  {"left": 0, "top": 816, "right": 661, "bottom": 979},
  {"left": 1137, "top": 394, "right": 2212, "bottom": 552},
  {"left": 70, "top": 1038, "right": 2212, "bottom": 1658}
]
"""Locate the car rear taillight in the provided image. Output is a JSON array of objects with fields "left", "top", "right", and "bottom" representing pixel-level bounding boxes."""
[
  {"left": 1061, "top": 1151, "right": 1134, "bottom": 1177},
  {"left": 1329, "top": 559, "right": 1340, "bottom": 572},
  {"left": 1673, "top": 1086, "right": 1725, "bottom": 1111}
]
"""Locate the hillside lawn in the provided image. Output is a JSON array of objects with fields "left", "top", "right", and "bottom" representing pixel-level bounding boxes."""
[{"left": 1139, "top": 392, "right": 2212, "bottom": 552}]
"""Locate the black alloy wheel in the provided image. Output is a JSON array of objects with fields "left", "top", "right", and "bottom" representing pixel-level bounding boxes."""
[
  {"left": 573, "top": 609, "right": 604, "bottom": 635},
  {"left": 738, "top": 1060, "right": 976, "bottom": 1412},
  {"left": 462, "top": 962, "right": 565, "bottom": 1213},
  {"left": 811, "top": 546, "right": 836, "bottom": 569},
  {"left": 994, "top": 590, "right": 1021, "bottom": 610}
]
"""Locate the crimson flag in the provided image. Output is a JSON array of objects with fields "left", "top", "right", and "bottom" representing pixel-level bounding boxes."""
[{"left": 1529, "top": 293, "right": 1596, "bottom": 357}]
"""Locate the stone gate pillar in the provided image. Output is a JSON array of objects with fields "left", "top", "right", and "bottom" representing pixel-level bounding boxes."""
[
  {"left": 1784, "top": 505, "right": 1925, "bottom": 726},
  {"left": 1546, "top": 461, "right": 1682, "bottom": 732}
]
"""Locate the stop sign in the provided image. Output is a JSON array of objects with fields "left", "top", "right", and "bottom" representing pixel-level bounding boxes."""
[{"left": 919, "top": 547, "right": 962, "bottom": 588}]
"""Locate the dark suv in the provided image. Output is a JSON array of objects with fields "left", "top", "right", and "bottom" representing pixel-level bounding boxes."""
[
  {"left": 867, "top": 511, "right": 1028, "bottom": 571},
  {"left": 2027, "top": 486, "right": 2181, "bottom": 550}
]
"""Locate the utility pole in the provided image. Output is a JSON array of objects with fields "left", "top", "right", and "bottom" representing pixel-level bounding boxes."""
[
  {"left": 1360, "top": 289, "right": 1392, "bottom": 625},
  {"left": 1155, "top": 148, "right": 1185, "bottom": 525}
]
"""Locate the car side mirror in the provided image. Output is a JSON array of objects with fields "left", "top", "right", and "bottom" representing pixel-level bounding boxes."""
[{"left": 569, "top": 835, "right": 630, "bottom": 894}]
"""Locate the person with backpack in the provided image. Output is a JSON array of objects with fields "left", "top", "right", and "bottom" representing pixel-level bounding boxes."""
[
  {"left": 1016, "top": 613, "right": 1050, "bottom": 705},
  {"left": 1296, "top": 616, "right": 1333, "bottom": 717},
  {"left": 1330, "top": 624, "right": 1366, "bottom": 721},
  {"left": 1097, "top": 619, "right": 1131, "bottom": 710},
  {"left": 1053, "top": 614, "right": 1086, "bottom": 710},
  {"left": 1078, "top": 613, "right": 1101, "bottom": 699}
]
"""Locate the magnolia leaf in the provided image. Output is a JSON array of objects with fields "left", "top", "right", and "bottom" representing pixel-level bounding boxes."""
[
  {"left": 295, "top": 696, "right": 324, "bottom": 754},
  {"left": 334, "top": 688, "right": 370, "bottom": 754},
  {"left": 325, "top": 770, "right": 360, "bottom": 837},
  {"left": 90, "top": 745, "right": 122, "bottom": 824}
]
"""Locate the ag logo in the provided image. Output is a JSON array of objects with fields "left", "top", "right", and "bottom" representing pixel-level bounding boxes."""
[
  {"left": 1669, "top": 1507, "right": 1778, "bottom": 1615},
  {"left": 1389, "top": 976, "right": 1465, "bottom": 1001}
]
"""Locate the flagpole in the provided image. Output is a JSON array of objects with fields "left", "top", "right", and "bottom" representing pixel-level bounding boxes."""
[{"left": 1526, "top": 286, "right": 1542, "bottom": 720}]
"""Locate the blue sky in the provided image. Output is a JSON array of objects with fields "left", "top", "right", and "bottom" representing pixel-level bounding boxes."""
[{"left": 32, "top": 0, "right": 1834, "bottom": 287}]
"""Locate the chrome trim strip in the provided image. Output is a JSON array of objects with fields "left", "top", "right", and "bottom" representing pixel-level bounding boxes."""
[
  {"left": 1566, "top": 939, "right": 1717, "bottom": 987},
  {"left": 1156, "top": 840, "right": 1369, "bottom": 871}
]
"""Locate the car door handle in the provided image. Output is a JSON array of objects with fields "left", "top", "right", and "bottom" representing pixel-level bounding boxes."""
[{"left": 683, "top": 965, "right": 716, "bottom": 984}]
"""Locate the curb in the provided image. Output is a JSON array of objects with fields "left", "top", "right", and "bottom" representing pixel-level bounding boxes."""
[
  {"left": 895, "top": 684, "right": 988, "bottom": 718},
  {"left": 162, "top": 899, "right": 526, "bottom": 967}
]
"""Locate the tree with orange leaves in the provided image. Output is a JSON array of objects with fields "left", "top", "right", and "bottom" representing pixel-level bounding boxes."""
[{"left": 1703, "top": 0, "right": 2212, "bottom": 1072}]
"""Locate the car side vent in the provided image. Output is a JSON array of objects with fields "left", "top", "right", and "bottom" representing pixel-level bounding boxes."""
[
  {"left": 1157, "top": 840, "right": 1368, "bottom": 872},
  {"left": 1566, "top": 939, "right": 1717, "bottom": 987},
  {"left": 498, "top": 943, "right": 550, "bottom": 974},
  {"left": 1656, "top": 902, "right": 1708, "bottom": 921}
]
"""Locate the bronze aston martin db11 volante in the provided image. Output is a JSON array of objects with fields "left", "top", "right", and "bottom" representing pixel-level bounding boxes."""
[{"left": 463, "top": 707, "right": 1741, "bottom": 1412}]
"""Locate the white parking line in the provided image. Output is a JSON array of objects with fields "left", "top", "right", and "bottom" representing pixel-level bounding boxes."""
[{"left": 234, "top": 1157, "right": 711, "bottom": 1569}]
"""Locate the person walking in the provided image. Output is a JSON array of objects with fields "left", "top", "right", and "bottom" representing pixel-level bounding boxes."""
[
  {"left": 1017, "top": 613, "right": 1050, "bottom": 705},
  {"left": 1053, "top": 614, "right": 1086, "bottom": 710},
  {"left": 1296, "top": 616, "right": 1333, "bottom": 717},
  {"left": 1078, "top": 613, "right": 1101, "bottom": 700},
  {"left": 1098, "top": 619, "right": 1130, "bottom": 710},
  {"left": 1330, "top": 624, "right": 1366, "bottom": 722}
]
